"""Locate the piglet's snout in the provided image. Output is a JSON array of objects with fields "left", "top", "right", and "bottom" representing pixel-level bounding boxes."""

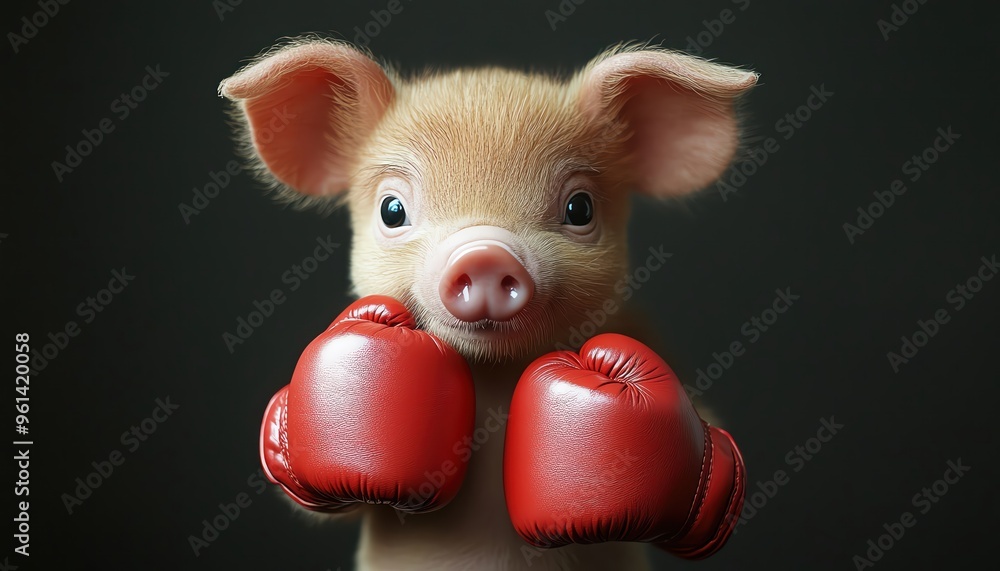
[{"left": 439, "top": 240, "right": 533, "bottom": 322}]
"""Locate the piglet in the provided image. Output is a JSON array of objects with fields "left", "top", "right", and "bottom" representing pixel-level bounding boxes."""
[{"left": 220, "top": 39, "right": 757, "bottom": 571}]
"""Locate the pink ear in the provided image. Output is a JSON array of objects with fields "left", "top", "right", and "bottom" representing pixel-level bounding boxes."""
[
  {"left": 578, "top": 49, "right": 758, "bottom": 197},
  {"left": 219, "top": 41, "right": 394, "bottom": 196}
]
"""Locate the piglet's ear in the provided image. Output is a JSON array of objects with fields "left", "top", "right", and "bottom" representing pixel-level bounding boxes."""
[
  {"left": 577, "top": 48, "right": 757, "bottom": 197},
  {"left": 219, "top": 41, "right": 394, "bottom": 196}
]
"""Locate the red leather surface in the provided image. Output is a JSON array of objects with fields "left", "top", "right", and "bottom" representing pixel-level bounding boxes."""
[
  {"left": 660, "top": 425, "right": 746, "bottom": 559},
  {"left": 260, "top": 296, "right": 475, "bottom": 513},
  {"left": 504, "top": 333, "right": 744, "bottom": 558}
]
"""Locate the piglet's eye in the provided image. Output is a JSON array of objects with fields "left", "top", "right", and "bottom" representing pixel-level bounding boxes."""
[
  {"left": 380, "top": 196, "right": 410, "bottom": 228},
  {"left": 563, "top": 192, "right": 593, "bottom": 226}
]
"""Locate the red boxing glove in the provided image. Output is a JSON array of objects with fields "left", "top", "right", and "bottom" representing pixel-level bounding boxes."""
[
  {"left": 503, "top": 333, "right": 745, "bottom": 559},
  {"left": 260, "top": 295, "right": 475, "bottom": 513}
]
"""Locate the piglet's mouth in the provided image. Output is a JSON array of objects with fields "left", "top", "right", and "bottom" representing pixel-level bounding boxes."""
[
  {"left": 440, "top": 318, "right": 516, "bottom": 336},
  {"left": 415, "top": 301, "right": 562, "bottom": 362},
  {"left": 431, "top": 312, "right": 538, "bottom": 343}
]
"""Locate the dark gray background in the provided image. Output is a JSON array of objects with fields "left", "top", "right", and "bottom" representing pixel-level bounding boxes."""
[{"left": 3, "top": 0, "right": 997, "bottom": 569}]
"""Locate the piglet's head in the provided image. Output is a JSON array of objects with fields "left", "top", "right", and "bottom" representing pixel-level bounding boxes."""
[{"left": 220, "top": 40, "right": 757, "bottom": 362}]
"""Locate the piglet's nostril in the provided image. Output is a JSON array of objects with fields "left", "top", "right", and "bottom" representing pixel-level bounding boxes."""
[
  {"left": 501, "top": 276, "right": 521, "bottom": 299},
  {"left": 447, "top": 273, "right": 473, "bottom": 302}
]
